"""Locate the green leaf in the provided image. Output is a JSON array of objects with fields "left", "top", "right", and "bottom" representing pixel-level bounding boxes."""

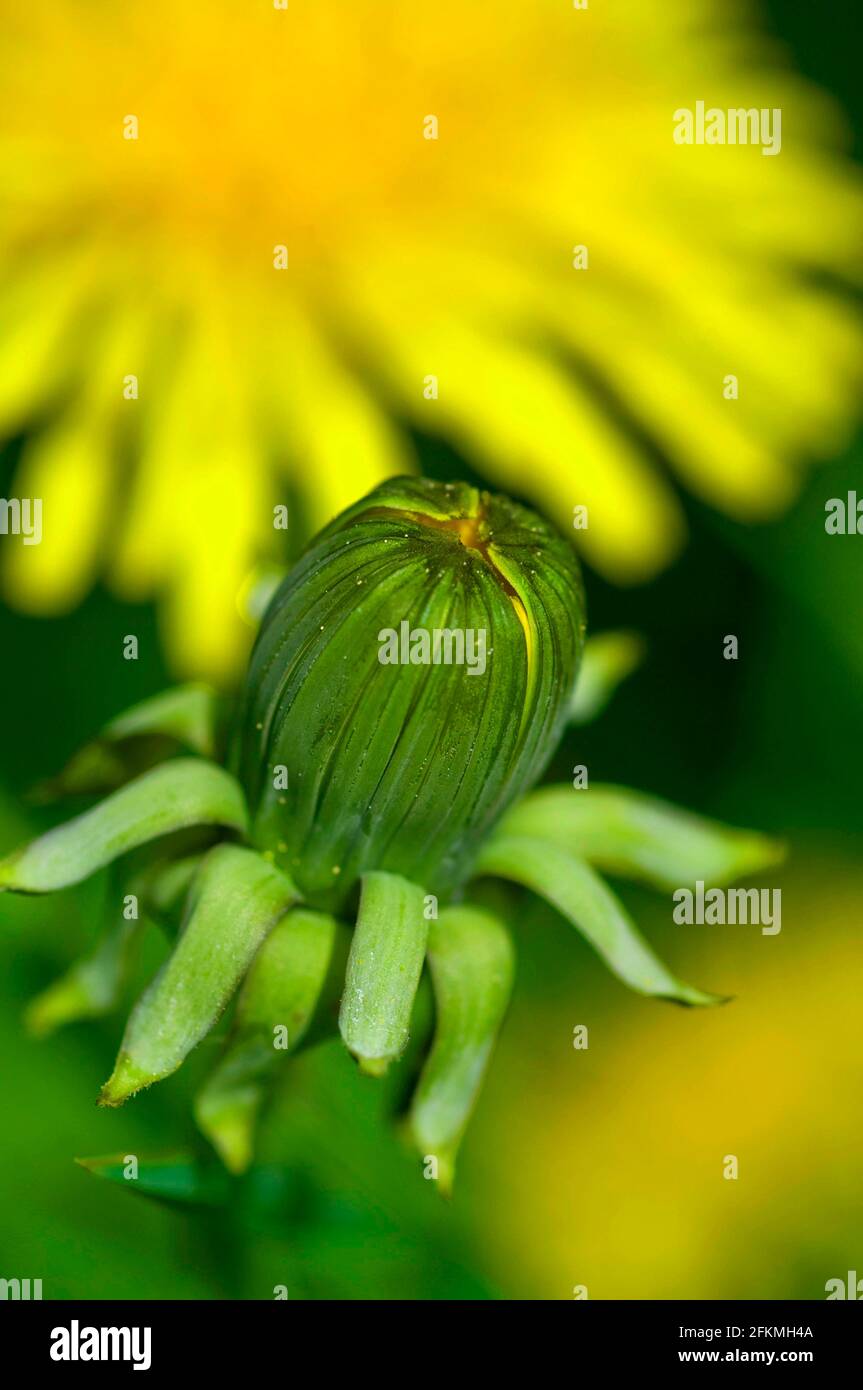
[
  {"left": 569, "top": 631, "right": 646, "bottom": 725},
  {"left": 76, "top": 1153, "right": 231, "bottom": 1209},
  {"left": 101, "top": 683, "right": 219, "bottom": 755},
  {"left": 410, "top": 905, "right": 514, "bottom": 1193},
  {"left": 100, "top": 845, "right": 299, "bottom": 1105},
  {"left": 339, "top": 871, "right": 429, "bottom": 1074},
  {"left": 75, "top": 1153, "right": 313, "bottom": 1228},
  {"left": 496, "top": 784, "right": 784, "bottom": 890},
  {"left": 32, "top": 684, "right": 221, "bottom": 800},
  {"left": 0, "top": 759, "right": 248, "bottom": 894},
  {"left": 195, "top": 906, "right": 344, "bottom": 1173},
  {"left": 475, "top": 834, "right": 724, "bottom": 1006}
]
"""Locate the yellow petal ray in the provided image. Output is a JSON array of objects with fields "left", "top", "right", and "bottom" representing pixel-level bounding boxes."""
[
  {"left": 537, "top": 279, "right": 861, "bottom": 516},
  {"left": 261, "top": 307, "right": 414, "bottom": 531},
  {"left": 109, "top": 302, "right": 213, "bottom": 600},
  {"left": 161, "top": 444, "right": 265, "bottom": 680},
  {"left": 109, "top": 285, "right": 269, "bottom": 678},
  {"left": 0, "top": 0, "right": 859, "bottom": 663},
  {"left": 576, "top": 218, "right": 862, "bottom": 452},
  {"left": 351, "top": 290, "right": 685, "bottom": 579},
  {"left": 0, "top": 246, "right": 102, "bottom": 434},
  {"left": 2, "top": 411, "right": 113, "bottom": 611}
]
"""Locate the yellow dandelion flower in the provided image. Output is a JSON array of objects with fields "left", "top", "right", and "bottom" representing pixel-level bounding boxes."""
[{"left": 1, "top": 0, "right": 861, "bottom": 676}]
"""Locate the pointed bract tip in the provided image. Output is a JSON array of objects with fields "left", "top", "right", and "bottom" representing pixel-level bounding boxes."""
[
  {"left": 665, "top": 987, "right": 734, "bottom": 1009},
  {"left": 407, "top": 1125, "right": 458, "bottom": 1197},
  {"left": 0, "top": 848, "right": 26, "bottom": 891},
  {"left": 98, "top": 1053, "right": 153, "bottom": 1107},
  {"left": 23, "top": 1001, "right": 56, "bottom": 1039},
  {"left": 430, "top": 1150, "right": 456, "bottom": 1198},
  {"left": 74, "top": 1155, "right": 104, "bottom": 1172},
  {"left": 216, "top": 1140, "right": 253, "bottom": 1178},
  {"left": 742, "top": 834, "right": 786, "bottom": 874},
  {"left": 358, "top": 1054, "right": 390, "bottom": 1078},
  {"left": 196, "top": 1108, "right": 255, "bottom": 1176}
]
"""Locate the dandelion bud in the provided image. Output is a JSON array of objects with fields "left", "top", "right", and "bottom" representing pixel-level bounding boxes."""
[{"left": 236, "top": 478, "right": 586, "bottom": 910}]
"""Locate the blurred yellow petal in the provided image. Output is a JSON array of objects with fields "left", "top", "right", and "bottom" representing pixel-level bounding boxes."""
[
  {"left": 352, "top": 299, "right": 685, "bottom": 580},
  {"left": 472, "top": 859, "right": 863, "bottom": 1298},
  {"left": 110, "top": 406, "right": 184, "bottom": 600},
  {"left": 2, "top": 412, "right": 112, "bottom": 611},
  {"left": 162, "top": 445, "right": 265, "bottom": 681},
  {"left": 109, "top": 290, "right": 269, "bottom": 678},
  {"left": 0, "top": 248, "right": 99, "bottom": 433},
  {"left": 110, "top": 298, "right": 222, "bottom": 599},
  {"left": 0, "top": 0, "right": 859, "bottom": 672},
  {"left": 261, "top": 307, "right": 413, "bottom": 531}
]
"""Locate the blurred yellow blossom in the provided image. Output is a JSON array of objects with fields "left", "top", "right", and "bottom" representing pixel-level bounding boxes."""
[
  {"left": 1, "top": 0, "right": 861, "bottom": 675},
  {"left": 465, "top": 857, "right": 863, "bottom": 1298}
]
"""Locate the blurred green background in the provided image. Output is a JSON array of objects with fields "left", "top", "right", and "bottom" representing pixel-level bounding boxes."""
[{"left": 1, "top": 0, "right": 861, "bottom": 1300}]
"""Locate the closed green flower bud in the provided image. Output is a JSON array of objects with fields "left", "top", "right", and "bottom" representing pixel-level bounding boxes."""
[
  {"left": 236, "top": 478, "right": 586, "bottom": 911},
  {"left": 0, "top": 472, "right": 784, "bottom": 1182}
]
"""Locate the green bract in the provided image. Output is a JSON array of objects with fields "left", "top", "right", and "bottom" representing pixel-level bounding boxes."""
[{"left": 0, "top": 478, "right": 783, "bottom": 1189}]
